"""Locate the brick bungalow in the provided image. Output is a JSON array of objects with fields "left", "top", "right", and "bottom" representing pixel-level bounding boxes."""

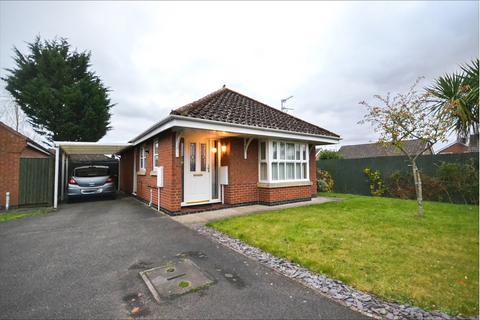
[
  {"left": 0, "top": 121, "right": 52, "bottom": 209},
  {"left": 119, "top": 88, "right": 340, "bottom": 215}
]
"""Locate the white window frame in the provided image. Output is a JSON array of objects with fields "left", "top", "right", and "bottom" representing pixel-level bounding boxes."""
[
  {"left": 139, "top": 145, "right": 146, "bottom": 170},
  {"left": 258, "top": 139, "right": 309, "bottom": 183},
  {"left": 153, "top": 139, "right": 159, "bottom": 169}
]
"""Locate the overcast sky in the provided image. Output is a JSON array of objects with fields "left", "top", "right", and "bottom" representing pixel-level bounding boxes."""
[{"left": 0, "top": 1, "right": 478, "bottom": 150}]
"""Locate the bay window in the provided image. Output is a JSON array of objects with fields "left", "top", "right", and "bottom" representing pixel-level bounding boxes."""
[{"left": 259, "top": 140, "right": 309, "bottom": 183}]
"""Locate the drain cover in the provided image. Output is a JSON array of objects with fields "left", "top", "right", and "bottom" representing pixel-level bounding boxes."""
[{"left": 139, "top": 258, "right": 213, "bottom": 302}]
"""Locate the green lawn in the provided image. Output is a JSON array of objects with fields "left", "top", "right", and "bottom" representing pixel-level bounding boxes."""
[
  {"left": 208, "top": 193, "right": 479, "bottom": 316},
  {"left": 0, "top": 207, "right": 52, "bottom": 223}
]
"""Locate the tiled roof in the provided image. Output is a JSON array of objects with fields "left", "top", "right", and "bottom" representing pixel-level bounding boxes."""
[
  {"left": 170, "top": 87, "right": 339, "bottom": 138},
  {"left": 338, "top": 139, "right": 433, "bottom": 159}
]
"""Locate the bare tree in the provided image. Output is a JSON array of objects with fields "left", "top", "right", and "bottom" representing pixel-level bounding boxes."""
[
  {"left": 0, "top": 88, "right": 43, "bottom": 143},
  {"left": 360, "top": 78, "right": 450, "bottom": 217}
]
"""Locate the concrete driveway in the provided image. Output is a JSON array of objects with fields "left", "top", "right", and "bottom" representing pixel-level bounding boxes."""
[{"left": 0, "top": 196, "right": 364, "bottom": 319}]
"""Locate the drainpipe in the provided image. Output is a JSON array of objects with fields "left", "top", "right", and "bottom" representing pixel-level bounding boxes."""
[
  {"left": 149, "top": 189, "right": 153, "bottom": 207},
  {"left": 5, "top": 192, "right": 10, "bottom": 211}
]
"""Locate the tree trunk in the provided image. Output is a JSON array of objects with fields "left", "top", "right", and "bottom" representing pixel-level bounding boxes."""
[{"left": 411, "top": 161, "right": 424, "bottom": 217}]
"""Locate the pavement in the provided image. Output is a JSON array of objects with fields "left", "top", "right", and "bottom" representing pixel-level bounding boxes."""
[
  {"left": 172, "top": 196, "right": 339, "bottom": 228},
  {"left": 0, "top": 195, "right": 365, "bottom": 319}
]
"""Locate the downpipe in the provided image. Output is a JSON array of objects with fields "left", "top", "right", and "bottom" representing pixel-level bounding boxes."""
[{"left": 5, "top": 192, "right": 10, "bottom": 211}]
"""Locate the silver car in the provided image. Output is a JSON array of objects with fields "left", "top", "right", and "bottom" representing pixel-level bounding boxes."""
[{"left": 67, "top": 165, "right": 116, "bottom": 200}]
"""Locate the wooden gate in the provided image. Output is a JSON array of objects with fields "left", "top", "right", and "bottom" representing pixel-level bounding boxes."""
[{"left": 19, "top": 158, "right": 54, "bottom": 207}]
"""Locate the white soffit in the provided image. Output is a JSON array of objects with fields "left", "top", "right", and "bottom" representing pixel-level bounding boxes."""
[{"left": 55, "top": 141, "right": 132, "bottom": 155}]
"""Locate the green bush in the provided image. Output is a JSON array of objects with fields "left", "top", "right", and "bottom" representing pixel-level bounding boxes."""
[
  {"left": 317, "top": 150, "right": 343, "bottom": 160},
  {"left": 436, "top": 160, "right": 479, "bottom": 205},
  {"left": 363, "top": 168, "right": 385, "bottom": 196},
  {"left": 385, "top": 161, "right": 479, "bottom": 204},
  {"left": 317, "top": 170, "right": 334, "bottom": 192}
]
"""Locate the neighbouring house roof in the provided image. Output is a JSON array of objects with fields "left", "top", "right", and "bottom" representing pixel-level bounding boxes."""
[
  {"left": 437, "top": 134, "right": 479, "bottom": 154},
  {"left": 130, "top": 87, "right": 340, "bottom": 144},
  {"left": 338, "top": 139, "right": 433, "bottom": 159},
  {"left": 0, "top": 121, "right": 51, "bottom": 156}
]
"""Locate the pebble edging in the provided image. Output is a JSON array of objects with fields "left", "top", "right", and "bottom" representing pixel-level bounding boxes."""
[{"left": 197, "top": 226, "right": 474, "bottom": 320}]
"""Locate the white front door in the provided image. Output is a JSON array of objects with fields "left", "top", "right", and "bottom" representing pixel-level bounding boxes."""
[{"left": 184, "top": 138, "right": 211, "bottom": 204}]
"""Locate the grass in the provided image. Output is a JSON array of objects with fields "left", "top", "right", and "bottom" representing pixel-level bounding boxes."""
[
  {"left": 0, "top": 207, "right": 52, "bottom": 223},
  {"left": 208, "top": 193, "right": 479, "bottom": 316}
]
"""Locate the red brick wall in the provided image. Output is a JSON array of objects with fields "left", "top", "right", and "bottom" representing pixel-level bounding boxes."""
[
  {"left": 21, "top": 146, "right": 50, "bottom": 159},
  {"left": 258, "top": 185, "right": 312, "bottom": 203},
  {"left": 126, "top": 130, "right": 182, "bottom": 213},
  {"left": 0, "top": 125, "right": 27, "bottom": 208},
  {"left": 124, "top": 133, "right": 319, "bottom": 212},
  {"left": 221, "top": 138, "right": 259, "bottom": 204},
  {"left": 438, "top": 143, "right": 469, "bottom": 154}
]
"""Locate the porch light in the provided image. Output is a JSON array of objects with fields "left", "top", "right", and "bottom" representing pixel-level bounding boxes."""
[
  {"left": 221, "top": 145, "right": 227, "bottom": 153},
  {"left": 211, "top": 146, "right": 217, "bottom": 153}
]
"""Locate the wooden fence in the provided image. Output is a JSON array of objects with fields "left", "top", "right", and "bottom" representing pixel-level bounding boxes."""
[
  {"left": 317, "top": 152, "right": 479, "bottom": 204},
  {"left": 19, "top": 158, "right": 54, "bottom": 207}
]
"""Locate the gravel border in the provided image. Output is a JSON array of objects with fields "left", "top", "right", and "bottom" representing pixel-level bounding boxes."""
[{"left": 197, "top": 226, "right": 474, "bottom": 320}]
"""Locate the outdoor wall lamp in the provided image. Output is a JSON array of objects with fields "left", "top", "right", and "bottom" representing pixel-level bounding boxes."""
[
  {"left": 211, "top": 146, "right": 217, "bottom": 153},
  {"left": 221, "top": 145, "right": 227, "bottom": 153}
]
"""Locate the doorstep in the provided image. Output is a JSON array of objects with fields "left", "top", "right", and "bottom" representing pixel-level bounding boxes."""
[{"left": 171, "top": 196, "right": 339, "bottom": 228}]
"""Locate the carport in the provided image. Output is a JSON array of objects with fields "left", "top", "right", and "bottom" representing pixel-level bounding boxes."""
[{"left": 53, "top": 142, "right": 132, "bottom": 208}]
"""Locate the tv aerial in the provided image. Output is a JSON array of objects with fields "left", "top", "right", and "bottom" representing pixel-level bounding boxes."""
[{"left": 281, "top": 95, "right": 294, "bottom": 113}]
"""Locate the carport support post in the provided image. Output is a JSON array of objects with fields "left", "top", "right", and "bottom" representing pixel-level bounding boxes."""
[
  {"left": 60, "top": 151, "right": 65, "bottom": 201},
  {"left": 54, "top": 146, "right": 59, "bottom": 209}
]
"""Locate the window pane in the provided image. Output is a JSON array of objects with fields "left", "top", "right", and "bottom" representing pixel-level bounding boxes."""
[
  {"left": 190, "top": 143, "right": 196, "bottom": 172},
  {"left": 295, "top": 144, "right": 300, "bottom": 160},
  {"left": 280, "top": 143, "right": 285, "bottom": 159},
  {"left": 287, "top": 143, "right": 295, "bottom": 160},
  {"left": 295, "top": 163, "right": 301, "bottom": 179},
  {"left": 302, "top": 163, "right": 307, "bottom": 179},
  {"left": 260, "top": 142, "right": 266, "bottom": 160},
  {"left": 154, "top": 140, "right": 159, "bottom": 167},
  {"left": 272, "top": 142, "right": 277, "bottom": 160},
  {"left": 286, "top": 163, "right": 294, "bottom": 179},
  {"left": 200, "top": 143, "right": 206, "bottom": 171},
  {"left": 260, "top": 163, "right": 267, "bottom": 180},
  {"left": 272, "top": 162, "right": 278, "bottom": 180},
  {"left": 279, "top": 163, "right": 285, "bottom": 180},
  {"left": 302, "top": 144, "right": 306, "bottom": 160}
]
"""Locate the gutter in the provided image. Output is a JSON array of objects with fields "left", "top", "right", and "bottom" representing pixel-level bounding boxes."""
[{"left": 129, "top": 115, "right": 342, "bottom": 145}]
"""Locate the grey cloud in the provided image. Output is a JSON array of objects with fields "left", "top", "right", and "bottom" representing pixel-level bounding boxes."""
[{"left": 0, "top": 1, "right": 477, "bottom": 150}]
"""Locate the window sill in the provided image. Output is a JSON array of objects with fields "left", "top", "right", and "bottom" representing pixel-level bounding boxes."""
[
  {"left": 257, "top": 181, "right": 312, "bottom": 188},
  {"left": 150, "top": 170, "right": 157, "bottom": 176},
  {"left": 137, "top": 169, "right": 146, "bottom": 176}
]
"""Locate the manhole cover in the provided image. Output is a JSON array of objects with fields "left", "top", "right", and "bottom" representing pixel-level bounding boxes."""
[{"left": 139, "top": 258, "right": 213, "bottom": 302}]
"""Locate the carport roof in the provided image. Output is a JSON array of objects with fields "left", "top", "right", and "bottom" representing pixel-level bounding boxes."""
[{"left": 54, "top": 141, "right": 132, "bottom": 155}]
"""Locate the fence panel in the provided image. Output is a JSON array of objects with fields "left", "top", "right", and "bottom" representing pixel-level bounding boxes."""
[
  {"left": 317, "top": 153, "right": 479, "bottom": 202},
  {"left": 19, "top": 158, "right": 54, "bottom": 207}
]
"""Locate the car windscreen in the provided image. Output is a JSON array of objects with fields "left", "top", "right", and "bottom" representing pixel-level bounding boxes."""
[{"left": 74, "top": 167, "right": 110, "bottom": 177}]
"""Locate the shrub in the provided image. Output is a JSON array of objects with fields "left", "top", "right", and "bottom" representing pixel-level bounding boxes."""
[
  {"left": 317, "top": 149, "right": 343, "bottom": 160},
  {"left": 436, "top": 160, "right": 479, "bottom": 205},
  {"left": 317, "top": 170, "right": 334, "bottom": 192},
  {"left": 363, "top": 168, "right": 385, "bottom": 196}
]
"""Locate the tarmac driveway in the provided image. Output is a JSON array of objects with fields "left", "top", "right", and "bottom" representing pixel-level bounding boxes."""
[{"left": 0, "top": 196, "right": 364, "bottom": 319}]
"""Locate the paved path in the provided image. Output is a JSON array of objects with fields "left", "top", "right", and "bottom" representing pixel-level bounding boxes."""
[
  {"left": 0, "top": 196, "right": 364, "bottom": 319},
  {"left": 172, "top": 196, "right": 338, "bottom": 228}
]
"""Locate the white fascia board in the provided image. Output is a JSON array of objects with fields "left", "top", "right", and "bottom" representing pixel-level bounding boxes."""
[
  {"left": 26, "top": 142, "right": 51, "bottom": 156},
  {"left": 132, "top": 115, "right": 341, "bottom": 145}
]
